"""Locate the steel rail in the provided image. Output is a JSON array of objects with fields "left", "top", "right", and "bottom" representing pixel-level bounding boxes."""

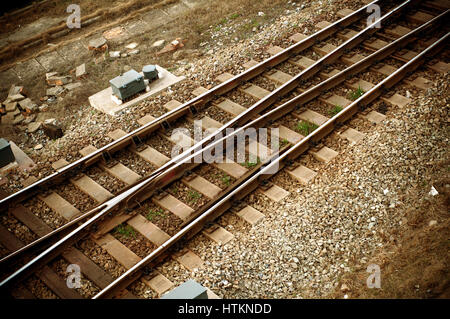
[
  {"left": 0, "top": 0, "right": 409, "bottom": 274},
  {"left": 0, "top": 0, "right": 432, "bottom": 291},
  {"left": 0, "top": 0, "right": 388, "bottom": 212},
  {"left": 92, "top": 21, "right": 449, "bottom": 298}
]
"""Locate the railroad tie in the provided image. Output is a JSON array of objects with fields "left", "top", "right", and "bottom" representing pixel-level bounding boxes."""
[
  {"left": 266, "top": 45, "right": 284, "bottom": 56},
  {"left": 234, "top": 205, "right": 265, "bottom": 225},
  {"left": 264, "top": 69, "right": 293, "bottom": 86},
  {"left": 259, "top": 184, "right": 290, "bottom": 202},
  {"left": 287, "top": 165, "right": 318, "bottom": 185},
  {"left": 163, "top": 100, "right": 182, "bottom": 112},
  {"left": 215, "top": 72, "right": 234, "bottom": 83},
  {"left": 242, "top": 59, "right": 259, "bottom": 70},
  {"left": 288, "top": 33, "right": 307, "bottom": 43},
  {"left": 214, "top": 98, "right": 247, "bottom": 117},
  {"left": 202, "top": 224, "right": 234, "bottom": 245}
]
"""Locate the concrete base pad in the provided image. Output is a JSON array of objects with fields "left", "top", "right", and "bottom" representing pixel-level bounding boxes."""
[
  {"left": 10, "top": 141, "right": 36, "bottom": 171},
  {"left": 88, "top": 65, "right": 184, "bottom": 116}
]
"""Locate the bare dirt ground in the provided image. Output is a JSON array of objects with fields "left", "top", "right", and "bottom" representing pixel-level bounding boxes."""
[{"left": 0, "top": 0, "right": 448, "bottom": 299}]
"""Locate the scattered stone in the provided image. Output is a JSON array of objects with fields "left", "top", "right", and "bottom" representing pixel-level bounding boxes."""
[
  {"left": 7, "top": 94, "right": 25, "bottom": 102},
  {"left": 18, "top": 98, "right": 37, "bottom": 111},
  {"left": 121, "top": 53, "right": 128, "bottom": 58},
  {"left": 88, "top": 37, "right": 107, "bottom": 50},
  {"left": 428, "top": 185, "right": 438, "bottom": 196},
  {"left": 1, "top": 113, "right": 15, "bottom": 124},
  {"left": 156, "top": 38, "right": 185, "bottom": 56},
  {"left": 63, "top": 82, "right": 82, "bottom": 91},
  {"left": 129, "top": 49, "right": 140, "bottom": 55},
  {"left": 47, "top": 75, "right": 72, "bottom": 86},
  {"left": 8, "top": 85, "right": 23, "bottom": 97},
  {"left": 34, "top": 144, "right": 43, "bottom": 150},
  {"left": 46, "top": 86, "right": 64, "bottom": 96},
  {"left": 5, "top": 102, "right": 17, "bottom": 112},
  {"left": 125, "top": 42, "right": 138, "bottom": 49},
  {"left": 76, "top": 63, "right": 87, "bottom": 78},
  {"left": 23, "top": 114, "right": 37, "bottom": 124},
  {"left": 152, "top": 40, "right": 165, "bottom": 48},
  {"left": 110, "top": 51, "right": 121, "bottom": 58},
  {"left": 39, "top": 104, "right": 49, "bottom": 112},
  {"left": 28, "top": 121, "right": 41, "bottom": 133},
  {"left": 429, "top": 220, "right": 437, "bottom": 227},
  {"left": 13, "top": 114, "right": 24, "bottom": 125}
]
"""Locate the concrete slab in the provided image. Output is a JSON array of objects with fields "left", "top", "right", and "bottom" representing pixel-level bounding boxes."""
[
  {"left": 13, "top": 59, "right": 45, "bottom": 81},
  {"left": 137, "top": 114, "right": 156, "bottom": 126},
  {"left": 123, "top": 19, "right": 151, "bottom": 37},
  {"left": 337, "top": 28, "right": 358, "bottom": 41},
  {"left": 213, "top": 160, "right": 247, "bottom": 179},
  {"left": 95, "top": 234, "right": 141, "bottom": 269},
  {"left": 267, "top": 45, "right": 284, "bottom": 56},
  {"left": 175, "top": 250, "right": 204, "bottom": 271},
  {"left": 102, "top": 163, "right": 141, "bottom": 185},
  {"left": 386, "top": 25, "right": 411, "bottom": 37},
  {"left": 40, "top": 192, "right": 80, "bottom": 221},
  {"left": 364, "top": 38, "right": 388, "bottom": 51},
  {"left": 382, "top": 93, "right": 411, "bottom": 108},
  {"left": 135, "top": 146, "right": 170, "bottom": 167},
  {"left": 51, "top": 158, "right": 69, "bottom": 171},
  {"left": 192, "top": 86, "right": 208, "bottom": 96},
  {"left": 290, "top": 56, "right": 315, "bottom": 69},
  {"left": 108, "top": 128, "right": 127, "bottom": 140},
  {"left": 340, "top": 127, "right": 365, "bottom": 143},
  {"left": 154, "top": 194, "right": 194, "bottom": 221},
  {"left": 404, "top": 76, "right": 433, "bottom": 90},
  {"left": 337, "top": 8, "right": 354, "bottom": 18},
  {"left": 216, "top": 72, "right": 234, "bottom": 83},
  {"left": 341, "top": 53, "right": 364, "bottom": 65},
  {"left": 288, "top": 165, "right": 317, "bottom": 184},
  {"left": 261, "top": 184, "right": 289, "bottom": 202},
  {"left": 71, "top": 175, "right": 113, "bottom": 203},
  {"left": 278, "top": 125, "right": 304, "bottom": 144},
  {"left": 22, "top": 176, "right": 37, "bottom": 187},
  {"left": 265, "top": 69, "right": 292, "bottom": 85},
  {"left": 143, "top": 273, "right": 174, "bottom": 295},
  {"left": 235, "top": 206, "right": 264, "bottom": 225},
  {"left": 163, "top": 100, "right": 182, "bottom": 111},
  {"left": 311, "top": 146, "right": 338, "bottom": 163},
  {"left": 215, "top": 98, "right": 246, "bottom": 116},
  {"left": 322, "top": 94, "right": 351, "bottom": 107},
  {"left": 9, "top": 141, "right": 36, "bottom": 171},
  {"left": 346, "top": 79, "right": 374, "bottom": 92},
  {"left": 36, "top": 51, "right": 67, "bottom": 72},
  {"left": 371, "top": 64, "right": 397, "bottom": 76},
  {"left": 162, "top": 2, "right": 190, "bottom": 17},
  {"left": 240, "top": 84, "right": 270, "bottom": 100},
  {"left": 127, "top": 214, "right": 170, "bottom": 246},
  {"left": 141, "top": 9, "right": 172, "bottom": 27},
  {"left": 199, "top": 116, "right": 222, "bottom": 134},
  {"left": 289, "top": 33, "right": 307, "bottom": 42},
  {"left": 364, "top": 110, "right": 386, "bottom": 124},
  {"left": 88, "top": 65, "right": 184, "bottom": 116},
  {"left": 428, "top": 61, "right": 450, "bottom": 74},
  {"left": 183, "top": 175, "right": 221, "bottom": 199},
  {"left": 203, "top": 225, "right": 234, "bottom": 244},
  {"left": 316, "top": 21, "right": 332, "bottom": 30},
  {"left": 295, "top": 109, "right": 329, "bottom": 126},
  {"left": 243, "top": 60, "right": 258, "bottom": 69}
]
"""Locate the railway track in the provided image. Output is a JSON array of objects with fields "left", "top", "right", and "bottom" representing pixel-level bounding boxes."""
[{"left": 0, "top": 0, "right": 449, "bottom": 299}]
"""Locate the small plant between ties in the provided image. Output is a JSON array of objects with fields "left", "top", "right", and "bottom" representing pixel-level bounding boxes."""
[
  {"left": 114, "top": 224, "right": 136, "bottom": 238},
  {"left": 348, "top": 85, "right": 365, "bottom": 101},
  {"left": 329, "top": 104, "right": 343, "bottom": 116},
  {"left": 295, "top": 121, "right": 318, "bottom": 136}
]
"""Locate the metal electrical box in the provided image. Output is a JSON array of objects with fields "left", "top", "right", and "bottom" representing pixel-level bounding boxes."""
[
  {"left": 109, "top": 69, "right": 146, "bottom": 100},
  {"left": 143, "top": 65, "right": 158, "bottom": 82},
  {"left": 161, "top": 280, "right": 208, "bottom": 299},
  {"left": 0, "top": 138, "right": 15, "bottom": 168}
]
